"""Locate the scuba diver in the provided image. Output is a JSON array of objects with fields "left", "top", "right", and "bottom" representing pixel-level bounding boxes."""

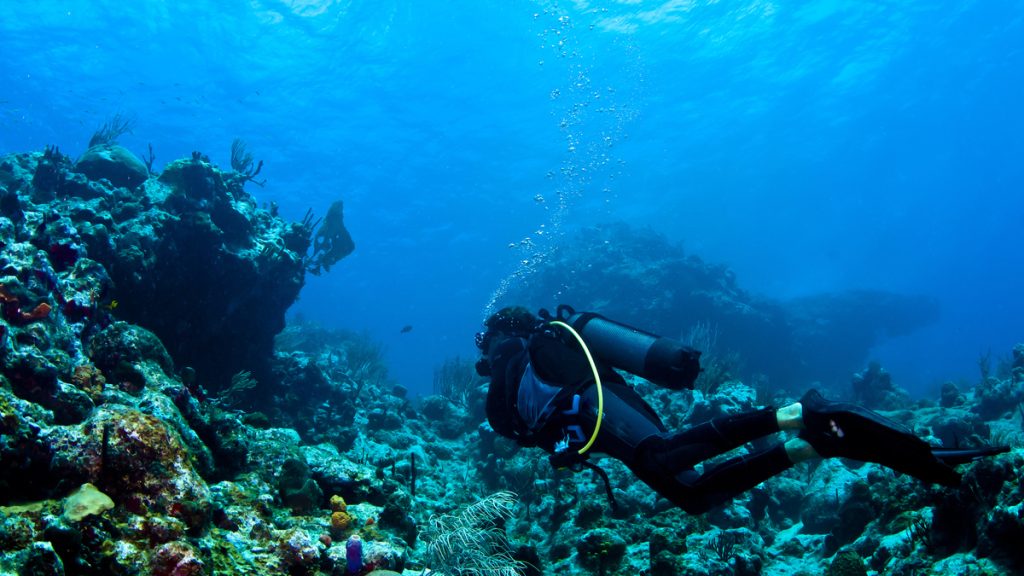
[{"left": 475, "top": 305, "right": 1009, "bottom": 515}]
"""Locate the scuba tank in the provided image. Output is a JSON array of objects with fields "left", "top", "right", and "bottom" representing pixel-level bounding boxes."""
[{"left": 542, "top": 304, "right": 702, "bottom": 390}]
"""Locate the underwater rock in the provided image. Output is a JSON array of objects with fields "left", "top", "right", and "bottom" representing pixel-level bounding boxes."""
[
  {"left": 88, "top": 321, "right": 175, "bottom": 387},
  {"left": 55, "top": 258, "right": 113, "bottom": 322},
  {"left": 150, "top": 540, "right": 204, "bottom": 576},
  {"left": 87, "top": 154, "right": 309, "bottom": 390},
  {"left": 707, "top": 500, "right": 754, "bottom": 530},
  {"left": 241, "top": 426, "right": 306, "bottom": 488},
  {"left": 575, "top": 527, "right": 627, "bottom": 572},
  {"left": 303, "top": 442, "right": 382, "bottom": 506},
  {"left": 366, "top": 408, "right": 403, "bottom": 431},
  {"left": 801, "top": 459, "right": 862, "bottom": 534},
  {"left": 378, "top": 497, "right": 418, "bottom": 546},
  {"left": 850, "top": 362, "right": 909, "bottom": 410},
  {"left": 827, "top": 549, "right": 867, "bottom": 576},
  {"left": 649, "top": 526, "right": 686, "bottom": 558},
  {"left": 0, "top": 388, "right": 58, "bottom": 503},
  {"left": 19, "top": 541, "right": 66, "bottom": 576},
  {"left": 758, "top": 475, "right": 804, "bottom": 529},
  {"left": 939, "top": 381, "right": 966, "bottom": 407},
  {"left": 28, "top": 214, "right": 86, "bottom": 272},
  {"left": 574, "top": 497, "right": 605, "bottom": 529},
  {"left": 138, "top": 386, "right": 217, "bottom": 478},
  {"left": 1013, "top": 343, "right": 1024, "bottom": 384},
  {"left": 826, "top": 481, "right": 877, "bottom": 554},
  {"left": 509, "top": 545, "right": 542, "bottom": 576},
  {"left": 49, "top": 406, "right": 212, "bottom": 531},
  {"left": 277, "top": 457, "right": 324, "bottom": 515},
  {"left": 684, "top": 381, "right": 759, "bottom": 425},
  {"left": 418, "top": 395, "right": 472, "bottom": 440},
  {"left": 4, "top": 348, "right": 60, "bottom": 406},
  {"left": 48, "top": 381, "right": 93, "bottom": 426},
  {"left": 649, "top": 551, "right": 681, "bottom": 576},
  {"left": 0, "top": 508, "right": 40, "bottom": 551},
  {"left": 966, "top": 451, "right": 1024, "bottom": 569},
  {"left": 207, "top": 474, "right": 277, "bottom": 538},
  {"left": 276, "top": 528, "right": 321, "bottom": 573},
  {"left": 927, "top": 553, "right": 1003, "bottom": 574},
  {"left": 920, "top": 407, "right": 990, "bottom": 450},
  {"left": 930, "top": 483, "right": 985, "bottom": 555},
  {"left": 75, "top": 144, "right": 149, "bottom": 190},
  {"left": 359, "top": 539, "right": 406, "bottom": 573},
  {"left": 178, "top": 404, "right": 249, "bottom": 482},
  {"left": 977, "top": 500, "right": 1024, "bottom": 569},
  {"left": 972, "top": 374, "right": 1023, "bottom": 420}
]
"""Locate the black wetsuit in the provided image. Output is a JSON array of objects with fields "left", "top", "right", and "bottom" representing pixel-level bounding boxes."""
[{"left": 485, "top": 331, "right": 793, "bottom": 515}]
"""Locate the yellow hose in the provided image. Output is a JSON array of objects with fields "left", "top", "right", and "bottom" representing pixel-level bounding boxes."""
[{"left": 548, "top": 320, "right": 603, "bottom": 456}]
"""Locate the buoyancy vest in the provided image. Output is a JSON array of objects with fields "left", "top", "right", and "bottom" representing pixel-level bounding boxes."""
[{"left": 484, "top": 330, "right": 626, "bottom": 447}]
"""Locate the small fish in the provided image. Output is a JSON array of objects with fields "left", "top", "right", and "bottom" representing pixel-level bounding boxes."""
[
  {"left": 400, "top": 325, "right": 413, "bottom": 334},
  {"left": 105, "top": 300, "right": 119, "bottom": 310}
]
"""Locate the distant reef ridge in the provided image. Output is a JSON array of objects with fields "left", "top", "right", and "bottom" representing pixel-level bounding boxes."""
[{"left": 500, "top": 221, "right": 940, "bottom": 389}]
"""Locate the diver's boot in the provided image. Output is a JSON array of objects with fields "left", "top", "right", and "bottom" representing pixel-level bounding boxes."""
[{"left": 798, "top": 389, "right": 961, "bottom": 487}]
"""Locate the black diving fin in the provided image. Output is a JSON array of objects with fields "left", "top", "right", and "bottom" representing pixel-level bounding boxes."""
[
  {"left": 798, "top": 389, "right": 962, "bottom": 486},
  {"left": 932, "top": 445, "right": 1011, "bottom": 465}
]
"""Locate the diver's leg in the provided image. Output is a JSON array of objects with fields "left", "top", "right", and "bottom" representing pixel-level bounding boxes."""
[
  {"left": 632, "top": 442, "right": 795, "bottom": 515},
  {"left": 783, "top": 436, "right": 819, "bottom": 463},
  {"left": 637, "top": 407, "right": 783, "bottom": 474},
  {"left": 775, "top": 403, "right": 803, "bottom": 430}
]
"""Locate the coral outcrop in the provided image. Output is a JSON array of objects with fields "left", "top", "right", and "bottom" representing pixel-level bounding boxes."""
[
  {"left": 74, "top": 144, "right": 149, "bottom": 190},
  {"left": 2, "top": 147, "right": 316, "bottom": 393}
]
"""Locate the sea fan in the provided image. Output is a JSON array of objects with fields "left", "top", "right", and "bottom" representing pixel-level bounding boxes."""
[{"left": 421, "top": 491, "right": 525, "bottom": 576}]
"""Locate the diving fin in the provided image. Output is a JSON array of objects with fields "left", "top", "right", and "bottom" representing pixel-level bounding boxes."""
[
  {"left": 932, "top": 445, "right": 1010, "bottom": 465},
  {"left": 798, "top": 389, "right": 961, "bottom": 487}
]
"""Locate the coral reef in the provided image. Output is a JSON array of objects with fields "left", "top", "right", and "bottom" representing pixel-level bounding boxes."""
[
  {"left": 0, "top": 144, "right": 1022, "bottom": 575},
  {"left": 1, "top": 145, "right": 325, "bottom": 393}
]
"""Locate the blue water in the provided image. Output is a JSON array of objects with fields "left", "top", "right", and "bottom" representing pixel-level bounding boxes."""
[{"left": 2, "top": 1, "right": 1022, "bottom": 396}]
